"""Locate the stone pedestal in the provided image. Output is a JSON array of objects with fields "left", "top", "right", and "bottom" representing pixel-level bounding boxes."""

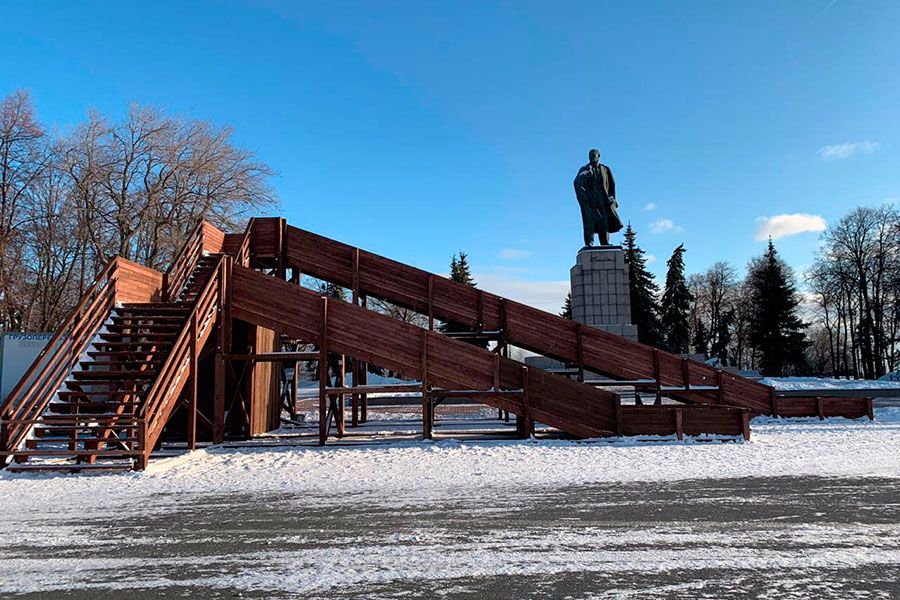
[{"left": 570, "top": 246, "right": 638, "bottom": 341}]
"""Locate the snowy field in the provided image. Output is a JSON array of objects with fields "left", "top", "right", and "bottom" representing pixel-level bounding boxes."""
[{"left": 1, "top": 409, "right": 899, "bottom": 599}]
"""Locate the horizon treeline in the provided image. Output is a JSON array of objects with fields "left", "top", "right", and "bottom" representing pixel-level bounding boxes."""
[
  {"left": 0, "top": 90, "right": 276, "bottom": 331},
  {"left": 618, "top": 205, "right": 899, "bottom": 378}
]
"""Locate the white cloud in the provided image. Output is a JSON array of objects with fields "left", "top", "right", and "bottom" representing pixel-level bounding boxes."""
[
  {"left": 644, "top": 202, "right": 657, "bottom": 211},
  {"left": 645, "top": 254, "right": 657, "bottom": 264},
  {"left": 755, "top": 213, "right": 827, "bottom": 240},
  {"left": 474, "top": 273, "right": 569, "bottom": 311},
  {"left": 649, "top": 218, "right": 683, "bottom": 234},
  {"left": 816, "top": 140, "right": 880, "bottom": 161},
  {"left": 498, "top": 248, "right": 531, "bottom": 260}
]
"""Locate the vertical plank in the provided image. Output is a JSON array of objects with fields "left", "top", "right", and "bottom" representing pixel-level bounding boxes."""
[
  {"left": 318, "top": 297, "right": 329, "bottom": 446},
  {"left": 427, "top": 275, "right": 434, "bottom": 331},
  {"left": 360, "top": 295, "right": 368, "bottom": 423},
  {"left": 769, "top": 387, "right": 778, "bottom": 417},
  {"left": 352, "top": 248, "right": 360, "bottom": 305},
  {"left": 681, "top": 358, "right": 691, "bottom": 390},
  {"left": 519, "top": 366, "right": 534, "bottom": 439},
  {"left": 716, "top": 370, "right": 725, "bottom": 405},
  {"left": 421, "top": 330, "right": 432, "bottom": 440},
  {"left": 575, "top": 324, "right": 584, "bottom": 382},
  {"left": 741, "top": 410, "right": 751, "bottom": 440},
  {"left": 188, "top": 311, "right": 198, "bottom": 450},
  {"left": 817, "top": 397, "right": 825, "bottom": 420},
  {"left": 674, "top": 407, "right": 684, "bottom": 441},
  {"left": 652, "top": 349, "right": 662, "bottom": 405},
  {"left": 336, "top": 355, "right": 346, "bottom": 436}
]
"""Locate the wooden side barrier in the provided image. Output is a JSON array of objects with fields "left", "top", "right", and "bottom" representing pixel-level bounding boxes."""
[
  {"left": 0, "top": 258, "right": 165, "bottom": 465},
  {"left": 620, "top": 405, "right": 750, "bottom": 440},
  {"left": 137, "top": 256, "right": 225, "bottom": 468},
  {"left": 229, "top": 265, "right": 622, "bottom": 438},
  {"left": 282, "top": 224, "right": 870, "bottom": 420}
]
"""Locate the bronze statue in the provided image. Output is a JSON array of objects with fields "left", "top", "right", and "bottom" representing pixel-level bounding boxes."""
[{"left": 574, "top": 148, "right": 623, "bottom": 246}]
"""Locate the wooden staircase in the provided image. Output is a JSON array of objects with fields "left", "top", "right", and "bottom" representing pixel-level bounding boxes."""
[{"left": 1, "top": 227, "right": 224, "bottom": 472}]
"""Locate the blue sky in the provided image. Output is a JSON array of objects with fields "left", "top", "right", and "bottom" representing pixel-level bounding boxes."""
[{"left": 2, "top": 1, "right": 898, "bottom": 310}]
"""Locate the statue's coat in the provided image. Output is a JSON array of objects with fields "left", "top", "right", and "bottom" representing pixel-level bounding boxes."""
[{"left": 574, "top": 162, "right": 623, "bottom": 244}]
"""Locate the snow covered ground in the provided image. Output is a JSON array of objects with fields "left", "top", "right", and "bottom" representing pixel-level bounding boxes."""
[
  {"left": 763, "top": 376, "right": 900, "bottom": 391},
  {"left": 1, "top": 408, "right": 899, "bottom": 598}
]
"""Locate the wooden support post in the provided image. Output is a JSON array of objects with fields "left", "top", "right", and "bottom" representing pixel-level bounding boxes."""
[
  {"left": 493, "top": 353, "right": 502, "bottom": 420},
  {"left": 769, "top": 387, "right": 778, "bottom": 417},
  {"left": 652, "top": 349, "right": 662, "bottom": 405},
  {"left": 866, "top": 398, "right": 875, "bottom": 420},
  {"left": 614, "top": 399, "right": 623, "bottom": 436},
  {"left": 352, "top": 247, "right": 360, "bottom": 305},
  {"left": 318, "top": 297, "right": 329, "bottom": 446},
  {"left": 674, "top": 407, "right": 684, "bottom": 441},
  {"left": 188, "top": 311, "right": 199, "bottom": 450},
  {"left": 817, "top": 396, "right": 825, "bottom": 420},
  {"left": 681, "top": 358, "right": 690, "bottom": 390},
  {"left": 290, "top": 360, "right": 299, "bottom": 421},
  {"left": 351, "top": 358, "right": 360, "bottom": 427},
  {"left": 213, "top": 259, "right": 228, "bottom": 444},
  {"left": 575, "top": 324, "right": 584, "bottom": 382},
  {"left": 741, "top": 411, "right": 751, "bottom": 441},
  {"left": 277, "top": 218, "right": 287, "bottom": 280},
  {"left": 360, "top": 295, "right": 368, "bottom": 423},
  {"left": 476, "top": 289, "right": 484, "bottom": 332},
  {"left": 716, "top": 369, "right": 725, "bottom": 405},
  {"left": 213, "top": 352, "right": 225, "bottom": 444},
  {"left": 427, "top": 275, "right": 434, "bottom": 331},
  {"left": 517, "top": 366, "right": 534, "bottom": 439},
  {"left": 335, "top": 355, "right": 346, "bottom": 436},
  {"left": 499, "top": 298, "right": 508, "bottom": 348},
  {"left": 421, "top": 330, "right": 432, "bottom": 439}
]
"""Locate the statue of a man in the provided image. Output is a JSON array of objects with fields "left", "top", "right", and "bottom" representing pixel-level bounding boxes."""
[{"left": 574, "top": 148, "right": 623, "bottom": 246}]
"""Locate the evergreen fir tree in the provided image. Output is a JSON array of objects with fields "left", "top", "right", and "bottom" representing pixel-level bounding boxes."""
[
  {"left": 560, "top": 291, "right": 573, "bottom": 320},
  {"left": 623, "top": 224, "right": 664, "bottom": 346},
  {"left": 692, "top": 320, "right": 709, "bottom": 357},
  {"left": 439, "top": 252, "right": 487, "bottom": 348},
  {"left": 747, "top": 239, "right": 809, "bottom": 375},
  {"left": 660, "top": 244, "right": 693, "bottom": 353}
]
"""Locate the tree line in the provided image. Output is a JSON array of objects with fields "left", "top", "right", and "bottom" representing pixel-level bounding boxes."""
[
  {"left": 578, "top": 205, "right": 898, "bottom": 378},
  {"left": 0, "top": 90, "right": 275, "bottom": 331}
]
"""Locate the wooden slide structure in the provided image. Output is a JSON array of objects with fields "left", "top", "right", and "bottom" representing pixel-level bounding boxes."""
[{"left": 0, "top": 218, "right": 872, "bottom": 472}]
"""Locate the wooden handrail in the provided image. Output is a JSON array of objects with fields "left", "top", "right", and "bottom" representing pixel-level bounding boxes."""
[
  {"left": 139, "top": 255, "right": 225, "bottom": 457},
  {"left": 234, "top": 218, "right": 254, "bottom": 267},
  {"left": 0, "top": 258, "right": 121, "bottom": 461},
  {"left": 164, "top": 220, "right": 207, "bottom": 302}
]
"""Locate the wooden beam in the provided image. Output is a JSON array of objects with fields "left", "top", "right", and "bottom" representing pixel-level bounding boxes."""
[
  {"left": 674, "top": 407, "right": 684, "bottom": 441},
  {"left": 421, "top": 330, "right": 432, "bottom": 440},
  {"left": 224, "top": 352, "right": 319, "bottom": 362},
  {"left": 335, "top": 355, "right": 346, "bottom": 436},
  {"left": 188, "top": 311, "right": 198, "bottom": 450},
  {"left": 427, "top": 275, "right": 434, "bottom": 331},
  {"left": 652, "top": 349, "right": 662, "bottom": 405},
  {"left": 318, "top": 297, "right": 328, "bottom": 446}
]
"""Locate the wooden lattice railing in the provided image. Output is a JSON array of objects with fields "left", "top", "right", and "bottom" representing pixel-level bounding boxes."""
[
  {"left": 164, "top": 220, "right": 226, "bottom": 302},
  {"left": 137, "top": 255, "right": 225, "bottom": 468},
  {"left": 0, "top": 258, "right": 164, "bottom": 465}
]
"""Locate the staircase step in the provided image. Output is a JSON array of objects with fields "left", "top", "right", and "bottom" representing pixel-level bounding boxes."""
[
  {"left": 105, "top": 324, "right": 184, "bottom": 333},
  {"left": 59, "top": 390, "right": 146, "bottom": 399},
  {"left": 79, "top": 359, "right": 163, "bottom": 369},
  {"left": 48, "top": 401, "right": 140, "bottom": 413},
  {"left": 92, "top": 341, "right": 172, "bottom": 350},
  {"left": 70, "top": 370, "right": 157, "bottom": 380},
  {"left": 27, "top": 437, "right": 138, "bottom": 448},
  {"left": 6, "top": 462, "right": 134, "bottom": 473},
  {"left": 11, "top": 449, "right": 140, "bottom": 458},
  {"left": 99, "top": 332, "right": 177, "bottom": 342}
]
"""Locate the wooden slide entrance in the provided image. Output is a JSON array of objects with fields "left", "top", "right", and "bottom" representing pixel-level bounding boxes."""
[{"left": 0, "top": 218, "right": 872, "bottom": 472}]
